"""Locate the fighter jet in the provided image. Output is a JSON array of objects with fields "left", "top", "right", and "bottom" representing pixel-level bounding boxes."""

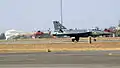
[
  {"left": 89, "top": 27, "right": 112, "bottom": 37},
  {"left": 52, "top": 21, "right": 92, "bottom": 42}
]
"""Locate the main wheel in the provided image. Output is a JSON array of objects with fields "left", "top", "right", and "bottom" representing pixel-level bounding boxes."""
[
  {"left": 93, "top": 38, "right": 96, "bottom": 41},
  {"left": 75, "top": 37, "right": 79, "bottom": 42},
  {"left": 76, "top": 39, "right": 79, "bottom": 42}
]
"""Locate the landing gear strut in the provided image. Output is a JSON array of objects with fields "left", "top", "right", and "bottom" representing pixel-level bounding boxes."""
[{"left": 71, "top": 37, "right": 79, "bottom": 42}]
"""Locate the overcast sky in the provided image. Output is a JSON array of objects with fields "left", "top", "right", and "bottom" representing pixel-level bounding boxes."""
[{"left": 0, "top": 0, "right": 120, "bottom": 32}]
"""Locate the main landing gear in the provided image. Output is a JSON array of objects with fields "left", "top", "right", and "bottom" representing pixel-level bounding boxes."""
[{"left": 71, "top": 37, "right": 79, "bottom": 42}]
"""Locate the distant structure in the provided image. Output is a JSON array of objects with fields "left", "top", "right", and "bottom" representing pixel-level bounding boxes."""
[
  {"left": 0, "top": 33, "right": 6, "bottom": 39},
  {"left": 118, "top": 20, "right": 120, "bottom": 27},
  {"left": 115, "top": 20, "right": 120, "bottom": 37},
  {"left": 116, "top": 20, "right": 120, "bottom": 30}
]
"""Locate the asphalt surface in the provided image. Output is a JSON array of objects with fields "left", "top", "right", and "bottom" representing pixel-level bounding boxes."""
[
  {"left": 0, "top": 50, "right": 120, "bottom": 68},
  {"left": 0, "top": 38, "right": 120, "bottom": 68}
]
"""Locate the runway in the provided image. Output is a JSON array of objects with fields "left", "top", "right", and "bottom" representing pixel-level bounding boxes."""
[
  {"left": 0, "top": 50, "right": 120, "bottom": 68},
  {"left": 0, "top": 38, "right": 120, "bottom": 67}
]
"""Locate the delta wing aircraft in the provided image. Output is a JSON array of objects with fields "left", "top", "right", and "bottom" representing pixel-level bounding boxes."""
[{"left": 52, "top": 21, "right": 92, "bottom": 42}]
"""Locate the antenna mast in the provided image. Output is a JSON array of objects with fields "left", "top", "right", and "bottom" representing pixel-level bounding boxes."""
[{"left": 60, "top": 0, "right": 63, "bottom": 25}]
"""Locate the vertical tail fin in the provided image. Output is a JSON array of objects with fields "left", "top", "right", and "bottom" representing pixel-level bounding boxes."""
[{"left": 53, "top": 21, "right": 67, "bottom": 32}]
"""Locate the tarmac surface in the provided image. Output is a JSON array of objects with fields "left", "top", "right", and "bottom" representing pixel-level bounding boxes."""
[
  {"left": 0, "top": 38, "right": 120, "bottom": 68},
  {"left": 0, "top": 50, "right": 120, "bottom": 68}
]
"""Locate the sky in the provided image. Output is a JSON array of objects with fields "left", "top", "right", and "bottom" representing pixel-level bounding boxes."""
[{"left": 0, "top": 0, "right": 120, "bottom": 32}]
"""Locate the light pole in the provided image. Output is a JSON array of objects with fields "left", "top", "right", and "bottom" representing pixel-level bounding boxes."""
[{"left": 60, "top": 0, "right": 63, "bottom": 25}]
